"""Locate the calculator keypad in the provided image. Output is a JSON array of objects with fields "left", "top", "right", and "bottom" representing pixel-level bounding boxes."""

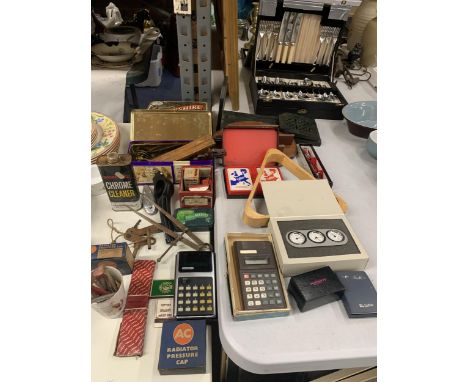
[
  {"left": 241, "top": 271, "right": 285, "bottom": 310},
  {"left": 176, "top": 277, "right": 215, "bottom": 317}
]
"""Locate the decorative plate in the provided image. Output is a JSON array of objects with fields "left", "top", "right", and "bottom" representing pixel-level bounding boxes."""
[{"left": 91, "top": 112, "right": 120, "bottom": 163}]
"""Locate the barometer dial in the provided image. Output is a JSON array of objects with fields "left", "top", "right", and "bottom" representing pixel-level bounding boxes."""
[
  {"left": 326, "top": 229, "right": 345, "bottom": 242},
  {"left": 287, "top": 231, "right": 307, "bottom": 245},
  {"left": 307, "top": 230, "right": 326, "bottom": 243}
]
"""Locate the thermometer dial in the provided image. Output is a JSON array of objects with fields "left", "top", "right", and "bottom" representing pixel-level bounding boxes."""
[
  {"left": 326, "top": 229, "right": 345, "bottom": 242},
  {"left": 307, "top": 230, "right": 326, "bottom": 243},
  {"left": 287, "top": 231, "right": 306, "bottom": 245}
]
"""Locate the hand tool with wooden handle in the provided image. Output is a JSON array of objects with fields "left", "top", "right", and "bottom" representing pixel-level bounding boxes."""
[{"left": 151, "top": 135, "right": 215, "bottom": 161}]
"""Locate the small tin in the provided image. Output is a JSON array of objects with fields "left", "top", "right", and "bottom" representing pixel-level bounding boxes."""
[{"left": 96, "top": 152, "right": 142, "bottom": 211}]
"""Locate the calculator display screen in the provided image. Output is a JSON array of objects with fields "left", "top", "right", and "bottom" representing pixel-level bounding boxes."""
[
  {"left": 244, "top": 258, "right": 269, "bottom": 265},
  {"left": 178, "top": 251, "right": 212, "bottom": 272}
]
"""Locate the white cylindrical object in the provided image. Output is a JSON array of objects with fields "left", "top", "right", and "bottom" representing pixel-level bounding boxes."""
[{"left": 91, "top": 266, "right": 126, "bottom": 319}]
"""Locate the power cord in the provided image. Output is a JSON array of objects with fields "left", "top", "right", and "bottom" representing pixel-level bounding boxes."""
[{"left": 333, "top": 48, "right": 372, "bottom": 88}]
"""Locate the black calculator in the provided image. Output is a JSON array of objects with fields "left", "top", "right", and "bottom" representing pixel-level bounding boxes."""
[
  {"left": 174, "top": 251, "right": 216, "bottom": 319},
  {"left": 233, "top": 241, "right": 286, "bottom": 310}
]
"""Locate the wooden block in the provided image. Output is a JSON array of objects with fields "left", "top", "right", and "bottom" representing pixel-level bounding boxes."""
[{"left": 151, "top": 135, "right": 215, "bottom": 161}]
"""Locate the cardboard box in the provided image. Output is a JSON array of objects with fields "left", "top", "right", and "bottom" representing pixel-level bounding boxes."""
[
  {"left": 179, "top": 165, "right": 214, "bottom": 208},
  {"left": 158, "top": 320, "right": 206, "bottom": 375},
  {"left": 91, "top": 243, "right": 134, "bottom": 275},
  {"left": 151, "top": 279, "right": 175, "bottom": 298}
]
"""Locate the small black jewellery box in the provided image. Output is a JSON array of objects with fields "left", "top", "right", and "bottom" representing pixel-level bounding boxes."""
[{"left": 288, "top": 266, "right": 345, "bottom": 312}]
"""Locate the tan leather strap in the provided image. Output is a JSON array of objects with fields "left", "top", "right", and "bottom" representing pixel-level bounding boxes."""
[{"left": 242, "top": 148, "right": 348, "bottom": 228}]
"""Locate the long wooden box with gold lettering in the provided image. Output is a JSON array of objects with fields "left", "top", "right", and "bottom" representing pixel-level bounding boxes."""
[{"left": 130, "top": 109, "right": 212, "bottom": 141}]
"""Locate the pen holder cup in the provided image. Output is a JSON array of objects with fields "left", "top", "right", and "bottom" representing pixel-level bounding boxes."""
[{"left": 91, "top": 266, "right": 126, "bottom": 319}]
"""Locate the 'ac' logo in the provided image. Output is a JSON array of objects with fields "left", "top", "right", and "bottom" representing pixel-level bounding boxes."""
[{"left": 173, "top": 323, "right": 194, "bottom": 345}]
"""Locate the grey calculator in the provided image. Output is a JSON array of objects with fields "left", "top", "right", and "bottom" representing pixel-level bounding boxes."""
[
  {"left": 174, "top": 251, "right": 216, "bottom": 319},
  {"left": 233, "top": 241, "right": 286, "bottom": 310}
]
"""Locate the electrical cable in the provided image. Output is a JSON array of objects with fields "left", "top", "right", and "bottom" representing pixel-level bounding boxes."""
[{"left": 152, "top": 171, "right": 175, "bottom": 243}]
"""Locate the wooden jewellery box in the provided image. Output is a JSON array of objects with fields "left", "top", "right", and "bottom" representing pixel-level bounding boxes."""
[
  {"left": 222, "top": 124, "right": 283, "bottom": 198},
  {"left": 249, "top": 1, "right": 360, "bottom": 119}
]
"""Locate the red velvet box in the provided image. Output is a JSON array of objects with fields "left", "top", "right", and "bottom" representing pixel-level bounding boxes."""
[
  {"left": 222, "top": 126, "right": 282, "bottom": 198},
  {"left": 179, "top": 165, "right": 214, "bottom": 208}
]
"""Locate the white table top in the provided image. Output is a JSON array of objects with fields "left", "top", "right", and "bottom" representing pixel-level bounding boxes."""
[
  {"left": 91, "top": 68, "right": 376, "bottom": 377},
  {"left": 91, "top": 133, "right": 213, "bottom": 381},
  {"left": 212, "top": 76, "right": 377, "bottom": 374}
]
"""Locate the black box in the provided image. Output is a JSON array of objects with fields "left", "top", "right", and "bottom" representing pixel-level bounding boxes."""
[
  {"left": 288, "top": 266, "right": 345, "bottom": 312},
  {"left": 249, "top": 4, "right": 348, "bottom": 119},
  {"left": 336, "top": 271, "right": 377, "bottom": 318}
]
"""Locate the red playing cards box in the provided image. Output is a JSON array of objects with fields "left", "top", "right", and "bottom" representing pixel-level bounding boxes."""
[{"left": 222, "top": 125, "right": 281, "bottom": 198}]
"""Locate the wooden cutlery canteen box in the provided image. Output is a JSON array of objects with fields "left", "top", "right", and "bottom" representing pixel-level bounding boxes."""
[{"left": 249, "top": 0, "right": 360, "bottom": 119}]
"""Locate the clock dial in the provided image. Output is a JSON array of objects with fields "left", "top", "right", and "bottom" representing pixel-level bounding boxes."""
[
  {"left": 287, "top": 231, "right": 306, "bottom": 245},
  {"left": 326, "top": 229, "right": 345, "bottom": 242},
  {"left": 307, "top": 230, "right": 326, "bottom": 243}
]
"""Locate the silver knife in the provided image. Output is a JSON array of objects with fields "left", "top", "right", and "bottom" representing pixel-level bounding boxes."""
[
  {"left": 275, "top": 11, "right": 290, "bottom": 63},
  {"left": 287, "top": 13, "right": 302, "bottom": 64},
  {"left": 281, "top": 12, "right": 297, "bottom": 63}
]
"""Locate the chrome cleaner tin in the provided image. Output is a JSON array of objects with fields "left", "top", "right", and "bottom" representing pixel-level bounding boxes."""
[{"left": 96, "top": 152, "right": 142, "bottom": 211}]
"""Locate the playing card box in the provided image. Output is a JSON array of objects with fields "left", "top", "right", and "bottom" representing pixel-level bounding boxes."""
[
  {"left": 222, "top": 125, "right": 281, "bottom": 198},
  {"left": 224, "top": 167, "right": 283, "bottom": 197}
]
